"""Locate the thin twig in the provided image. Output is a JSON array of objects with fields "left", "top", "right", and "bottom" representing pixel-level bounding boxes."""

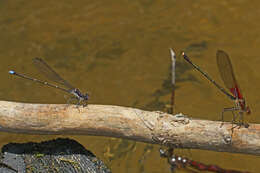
[{"left": 169, "top": 48, "right": 176, "bottom": 114}]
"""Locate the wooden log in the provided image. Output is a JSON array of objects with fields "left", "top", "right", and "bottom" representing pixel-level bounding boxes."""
[{"left": 0, "top": 101, "right": 260, "bottom": 156}]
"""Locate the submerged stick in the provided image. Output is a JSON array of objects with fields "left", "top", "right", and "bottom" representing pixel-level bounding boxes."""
[{"left": 169, "top": 48, "right": 176, "bottom": 114}]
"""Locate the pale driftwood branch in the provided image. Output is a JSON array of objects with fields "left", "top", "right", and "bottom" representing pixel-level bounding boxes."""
[{"left": 0, "top": 101, "right": 260, "bottom": 156}]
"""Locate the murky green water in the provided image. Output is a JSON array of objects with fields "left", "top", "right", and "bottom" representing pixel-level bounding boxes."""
[{"left": 0, "top": 0, "right": 259, "bottom": 172}]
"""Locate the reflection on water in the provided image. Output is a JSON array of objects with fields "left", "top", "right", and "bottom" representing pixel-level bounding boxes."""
[{"left": 0, "top": 0, "right": 259, "bottom": 172}]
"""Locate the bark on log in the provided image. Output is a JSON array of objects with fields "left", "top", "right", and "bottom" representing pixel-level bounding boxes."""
[{"left": 0, "top": 101, "right": 259, "bottom": 156}]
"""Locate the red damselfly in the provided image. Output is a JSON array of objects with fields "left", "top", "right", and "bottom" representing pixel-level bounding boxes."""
[
  {"left": 159, "top": 148, "right": 250, "bottom": 173},
  {"left": 182, "top": 50, "right": 250, "bottom": 127}
]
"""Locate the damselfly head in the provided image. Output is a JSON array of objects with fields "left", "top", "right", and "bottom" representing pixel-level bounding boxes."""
[
  {"left": 83, "top": 93, "right": 89, "bottom": 101},
  {"left": 71, "top": 88, "right": 89, "bottom": 101}
]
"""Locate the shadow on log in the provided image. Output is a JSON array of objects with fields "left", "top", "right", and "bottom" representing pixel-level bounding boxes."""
[{"left": 0, "top": 138, "right": 111, "bottom": 173}]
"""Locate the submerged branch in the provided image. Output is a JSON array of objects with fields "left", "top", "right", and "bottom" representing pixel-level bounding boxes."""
[{"left": 0, "top": 101, "right": 259, "bottom": 156}]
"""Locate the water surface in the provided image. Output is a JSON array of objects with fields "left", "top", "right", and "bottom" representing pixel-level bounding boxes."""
[{"left": 0, "top": 1, "right": 259, "bottom": 172}]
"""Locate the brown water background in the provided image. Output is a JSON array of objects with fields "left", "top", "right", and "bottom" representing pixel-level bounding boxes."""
[{"left": 0, "top": 1, "right": 260, "bottom": 172}]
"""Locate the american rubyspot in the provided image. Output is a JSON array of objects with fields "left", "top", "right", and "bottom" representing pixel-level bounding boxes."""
[
  {"left": 9, "top": 58, "right": 89, "bottom": 106},
  {"left": 159, "top": 148, "right": 250, "bottom": 173},
  {"left": 182, "top": 50, "right": 250, "bottom": 127}
]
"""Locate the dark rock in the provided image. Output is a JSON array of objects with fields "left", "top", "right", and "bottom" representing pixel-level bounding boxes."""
[{"left": 0, "top": 138, "right": 111, "bottom": 173}]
